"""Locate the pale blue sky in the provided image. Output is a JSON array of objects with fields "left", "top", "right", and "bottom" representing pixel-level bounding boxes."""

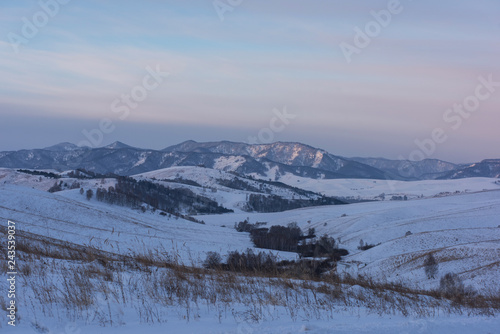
[{"left": 1, "top": 0, "right": 499, "bottom": 162}]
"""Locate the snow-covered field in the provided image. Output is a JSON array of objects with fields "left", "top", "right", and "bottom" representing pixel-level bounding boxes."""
[
  {"left": 278, "top": 173, "right": 500, "bottom": 201},
  {"left": 0, "top": 167, "right": 499, "bottom": 333}
]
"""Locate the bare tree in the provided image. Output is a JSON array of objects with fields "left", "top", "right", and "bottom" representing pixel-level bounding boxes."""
[{"left": 424, "top": 253, "right": 438, "bottom": 279}]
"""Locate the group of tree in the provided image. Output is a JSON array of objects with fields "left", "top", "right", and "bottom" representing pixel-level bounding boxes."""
[
  {"left": 217, "top": 177, "right": 262, "bottom": 193},
  {"left": 18, "top": 169, "right": 60, "bottom": 179},
  {"left": 298, "top": 234, "right": 348, "bottom": 260},
  {"left": 245, "top": 194, "right": 344, "bottom": 213},
  {"left": 250, "top": 223, "right": 303, "bottom": 252},
  {"left": 203, "top": 248, "right": 339, "bottom": 277},
  {"left": 203, "top": 249, "right": 280, "bottom": 274},
  {"left": 235, "top": 220, "right": 348, "bottom": 260},
  {"left": 93, "top": 176, "right": 232, "bottom": 215},
  {"left": 391, "top": 195, "right": 408, "bottom": 201},
  {"left": 67, "top": 169, "right": 117, "bottom": 179},
  {"left": 48, "top": 180, "right": 81, "bottom": 193},
  {"left": 161, "top": 177, "right": 202, "bottom": 188}
]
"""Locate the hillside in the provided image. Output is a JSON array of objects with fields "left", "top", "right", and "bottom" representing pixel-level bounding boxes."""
[
  {"left": 0, "top": 174, "right": 499, "bottom": 332},
  {"left": 199, "top": 189, "right": 500, "bottom": 293},
  {"left": 135, "top": 166, "right": 345, "bottom": 212},
  {"left": 0, "top": 183, "right": 291, "bottom": 264}
]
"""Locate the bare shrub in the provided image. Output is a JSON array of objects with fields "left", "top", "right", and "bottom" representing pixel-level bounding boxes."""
[
  {"left": 439, "top": 272, "right": 477, "bottom": 305},
  {"left": 203, "top": 251, "right": 222, "bottom": 269},
  {"left": 439, "top": 272, "right": 465, "bottom": 296}
]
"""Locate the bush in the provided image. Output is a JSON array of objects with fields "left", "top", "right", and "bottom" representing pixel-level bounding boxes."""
[
  {"left": 203, "top": 251, "right": 222, "bottom": 269},
  {"left": 439, "top": 272, "right": 475, "bottom": 300},
  {"left": 225, "top": 249, "right": 278, "bottom": 273},
  {"left": 48, "top": 181, "right": 63, "bottom": 193},
  {"left": 357, "top": 239, "right": 376, "bottom": 251},
  {"left": 234, "top": 220, "right": 255, "bottom": 232},
  {"left": 69, "top": 181, "right": 81, "bottom": 190},
  {"left": 298, "top": 235, "right": 348, "bottom": 260},
  {"left": 440, "top": 273, "right": 461, "bottom": 295}
]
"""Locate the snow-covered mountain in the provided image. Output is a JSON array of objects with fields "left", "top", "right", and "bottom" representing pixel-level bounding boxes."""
[
  {"left": 0, "top": 141, "right": 387, "bottom": 179},
  {"left": 0, "top": 140, "right": 497, "bottom": 181},
  {"left": 102, "top": 140, "right": 138, "bottom": 150},
  {"left": 438, "top": 159, "right": 500, "bottom": 179},
  {"left": 43, "top": 142, "right": 84, "bottom": 151},
  {"left": 164, "top": 140, "right": 387, "bottom": 179}
]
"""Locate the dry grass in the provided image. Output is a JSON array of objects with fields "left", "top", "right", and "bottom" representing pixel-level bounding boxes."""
[{"left": 1, "top": 226, "right": 499, "bottom": 327}]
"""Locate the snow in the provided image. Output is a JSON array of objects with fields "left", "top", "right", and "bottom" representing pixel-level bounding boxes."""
[
  {"left": 2, "top": 311, "right": 498, "bottom": 334},
  {"left": 290, "top": 145, "right": 301, "bottom": 161},
  {"left": 0, "top": 167, "right": 499, "bottom": 333},
  {"left": 213, "top": 155, "right": 246, "bottom": 171},
  {"left": 312, "top": 151, "right": 324, "bottom": 168},
  {"left": 132, "top": 152, "right": 149, "bottom": 167},
  {"left": 199, "top": 189, "right": 500, "bottom": 292},
  {"left": 0, "top": 184, "right": 296, "bottom": 265}
]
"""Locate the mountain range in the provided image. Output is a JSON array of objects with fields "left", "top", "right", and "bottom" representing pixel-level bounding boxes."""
[{"left": 0, "top": 140, "right": 498, "bottom": 180}]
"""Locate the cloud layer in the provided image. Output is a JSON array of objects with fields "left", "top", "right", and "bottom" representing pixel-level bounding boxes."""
[{"left": 1, "top": 0, "right": 499, "bottom": 162}]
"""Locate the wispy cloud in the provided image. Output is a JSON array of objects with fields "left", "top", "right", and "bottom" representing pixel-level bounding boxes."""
[{"left": 0, "top": 0, "right": 499, "bottom": 161}]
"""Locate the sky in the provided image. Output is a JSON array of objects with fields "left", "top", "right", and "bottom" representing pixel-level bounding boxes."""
[{"left": 0, "top": 0, "right": 499, "bottom": 163}]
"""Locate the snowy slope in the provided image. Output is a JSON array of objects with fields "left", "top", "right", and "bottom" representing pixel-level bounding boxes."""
[
  {"left": 199, "top": 189, "right": 500, "bottom": 292},
  {"left": 0, "top": 184, "right": 296, "bottom": 265},
  {"left": 134, "top": 166, "right": 328, "bottom": 212},
  {"left": 3, "top": 166, "right": 496, "bottom": 292}
]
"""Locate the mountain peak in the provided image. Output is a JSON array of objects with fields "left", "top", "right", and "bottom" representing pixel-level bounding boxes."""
[
  {"left": 103, "top": 141, "right": 135, "bottom": 150},
  {"left": 43, "top": 142, "right": 82, "bottom": 151}
]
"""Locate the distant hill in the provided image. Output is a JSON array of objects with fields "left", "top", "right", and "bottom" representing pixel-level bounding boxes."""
[{"left": 350, "top": 157, "right": 460, "bottom": 180}]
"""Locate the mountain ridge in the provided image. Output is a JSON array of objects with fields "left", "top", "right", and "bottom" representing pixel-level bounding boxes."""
[{"left": 1, "top": 140, "right": 498, "bottom": 180}]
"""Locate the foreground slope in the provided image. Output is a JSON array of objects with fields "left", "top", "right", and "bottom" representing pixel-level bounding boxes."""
[
  {"left": 0, "top": 181, "right": 499, "bottom": 333},
  {"left": 0, "top": 184, "right": 287, "bottom": 264}
]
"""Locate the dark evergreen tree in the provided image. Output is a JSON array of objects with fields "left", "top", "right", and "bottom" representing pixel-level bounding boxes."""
[{"left": 86, "top": 189, "right": 93, "bottom": 200}]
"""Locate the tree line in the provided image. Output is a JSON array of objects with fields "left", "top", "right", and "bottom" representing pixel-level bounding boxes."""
[
  {"left": 94, "top": 176, "right": 232, "bottom": 215},
  {"left": 235, "top": 221, "right": 348, "bottom": 260},
  {"left": 245, "top": 194, "right": 345, "bottom": 213}
]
